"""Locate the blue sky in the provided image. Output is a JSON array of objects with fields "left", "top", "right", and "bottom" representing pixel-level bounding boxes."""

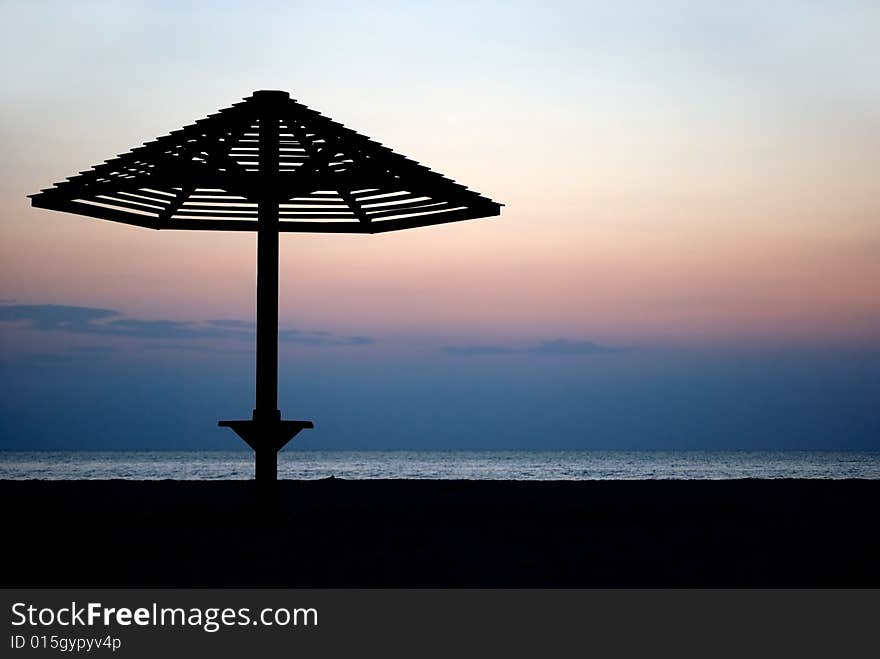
[{"left": 1, "top": 303, "right": 878, "bottom": 450}]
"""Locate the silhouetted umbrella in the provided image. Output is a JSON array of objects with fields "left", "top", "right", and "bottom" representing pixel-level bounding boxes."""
[{"left": 29, "top": 90, "right": 502, "bottom": 486}]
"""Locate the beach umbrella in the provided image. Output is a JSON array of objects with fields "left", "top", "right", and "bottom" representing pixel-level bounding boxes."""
[{"left": 29, "top": 90, "right": 502, "bottom": 486}]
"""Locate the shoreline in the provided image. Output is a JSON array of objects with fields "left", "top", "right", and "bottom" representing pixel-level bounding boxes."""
[
  {"left": 3, "top": 479, "right": 879, "bottom": 587},
  {"left": 3, "top": 448, "right": 879, "bottom": 482}
]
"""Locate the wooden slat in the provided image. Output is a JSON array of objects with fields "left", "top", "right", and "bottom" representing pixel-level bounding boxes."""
[
  {"left": 167, "top": 218, "right": 258, "bottom": 231},
  {"left": 178, "top": 203, "right": 257, "bottom": 211},
  {"left": 158, "top": 186, "right": 194, "bottom": 224},
  {"left": 366, "top": 206, "right": 500, "bottom": 233},
  {"left": 279, "top": 221, "right": 371, "bottom": 233},
  {"left": 34, "top": 203, "right": 498, "bottom": 235},
  {"left": 354, "top": 190, "right": 410, "bottom": 201},
  {"left": 364, "top": 201, "right": 452, "bottom": 220},
  {"left": 277, "top": 212, "right": 356, "bottom": 219},
  {"left": 358, "top": 193, "right": 431, "bottom": 206},
  {"left": 280, "top": 200, "right": 347, "bottom": 207},
  {"left": 91, "top": 195, "right": 166, "bottom": 213},
  {"left": 115, "top": 189, "right": 178, "bottom": 205},
  {"left": 173, "top": 210, "right": 258, "bottom": 218}
]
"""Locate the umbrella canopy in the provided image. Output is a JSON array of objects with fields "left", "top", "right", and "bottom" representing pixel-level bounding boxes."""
[{"left": 29, "top": 90, "right": 502, "bottom": 233}]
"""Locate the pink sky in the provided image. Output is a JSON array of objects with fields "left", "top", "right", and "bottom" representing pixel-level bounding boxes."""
[{"left": 1, "top": 1, "right": 878, "bottom": 350}]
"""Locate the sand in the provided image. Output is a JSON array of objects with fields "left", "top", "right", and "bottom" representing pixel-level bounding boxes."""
[{"left": 2, "top": 479, "right": 878, "bottom": 587}]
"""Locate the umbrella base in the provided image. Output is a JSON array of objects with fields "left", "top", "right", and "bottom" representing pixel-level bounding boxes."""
[{"left": 219, "top": 414, "right": 314, "bottom": 484}]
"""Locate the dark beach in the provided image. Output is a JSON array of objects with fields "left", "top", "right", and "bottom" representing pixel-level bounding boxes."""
[{"left": 3, "top": 479, "right": 879, "bottom": 587}]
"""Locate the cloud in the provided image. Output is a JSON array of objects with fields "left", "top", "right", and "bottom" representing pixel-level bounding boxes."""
[
  {"left": 100, "top": 318, "right": 233, "bottom": 339},
  {"left": 206, "top": 319, "right": 256, "bottom": 330},
  {"left": 0, "top": 304, "right": 374, "bottom": 347},
  {"left": 278, "top": 329, "right": 375, "bottom": 346},
  {"left": 141, "top": 343, "right": 251, "bottom": 354},
  {"left": 68, "top": 345, "right": 116, "bottom": 355},
  {"left": 0, "top": 305, "right": 236, "bottom": 339},
  {"left": 528, "top": 339, "right": 624, "bottom": 355},
  {"left": 443, "top": 339, "right": 625, "bottom": 356},
  {"left": 13, "top": 352, "right": 77, "bottom": 364},
  {"left": 443, "top": 345, "right": 517, "bottom": 356},
  {"left": 278, "top": 328, "right": 304, "bottom": 341},
  {"left": 0, "top": 304, "right": 118, "bottom": 331},
  {"left": 2, "top": 346, "right": 116, "bottom": 366},
  {"left": 344, "top": 336, "right": 375, "bottom": 346}
]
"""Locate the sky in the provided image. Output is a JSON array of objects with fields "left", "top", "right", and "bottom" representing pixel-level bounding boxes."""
[{"left": 1, "top": 1, "right": 878, "bottom": 450}]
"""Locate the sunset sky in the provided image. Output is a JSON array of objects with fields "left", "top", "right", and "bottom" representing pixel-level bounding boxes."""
[{"left": 1, "top": 1, "right": 878, "bottom": 450}]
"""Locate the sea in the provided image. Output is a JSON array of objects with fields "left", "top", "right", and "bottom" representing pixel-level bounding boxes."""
[{"left": 1, "top": 450, "right": 879, "bottom": 480}]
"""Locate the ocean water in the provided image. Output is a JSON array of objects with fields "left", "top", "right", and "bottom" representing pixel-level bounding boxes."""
[{"left": 0, "top": 450, "right": 878, "bottom": 480}]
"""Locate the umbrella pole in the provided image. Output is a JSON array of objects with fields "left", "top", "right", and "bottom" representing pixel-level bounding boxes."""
[
  {"left": 254, "top": 192, "right": 280, "bottom": 487},
  {"left": 220, "top": 94, "right": 313, "bottom": 500},
  {"left": 253, "top": 99, "right": 283, "bottom": 494}
]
